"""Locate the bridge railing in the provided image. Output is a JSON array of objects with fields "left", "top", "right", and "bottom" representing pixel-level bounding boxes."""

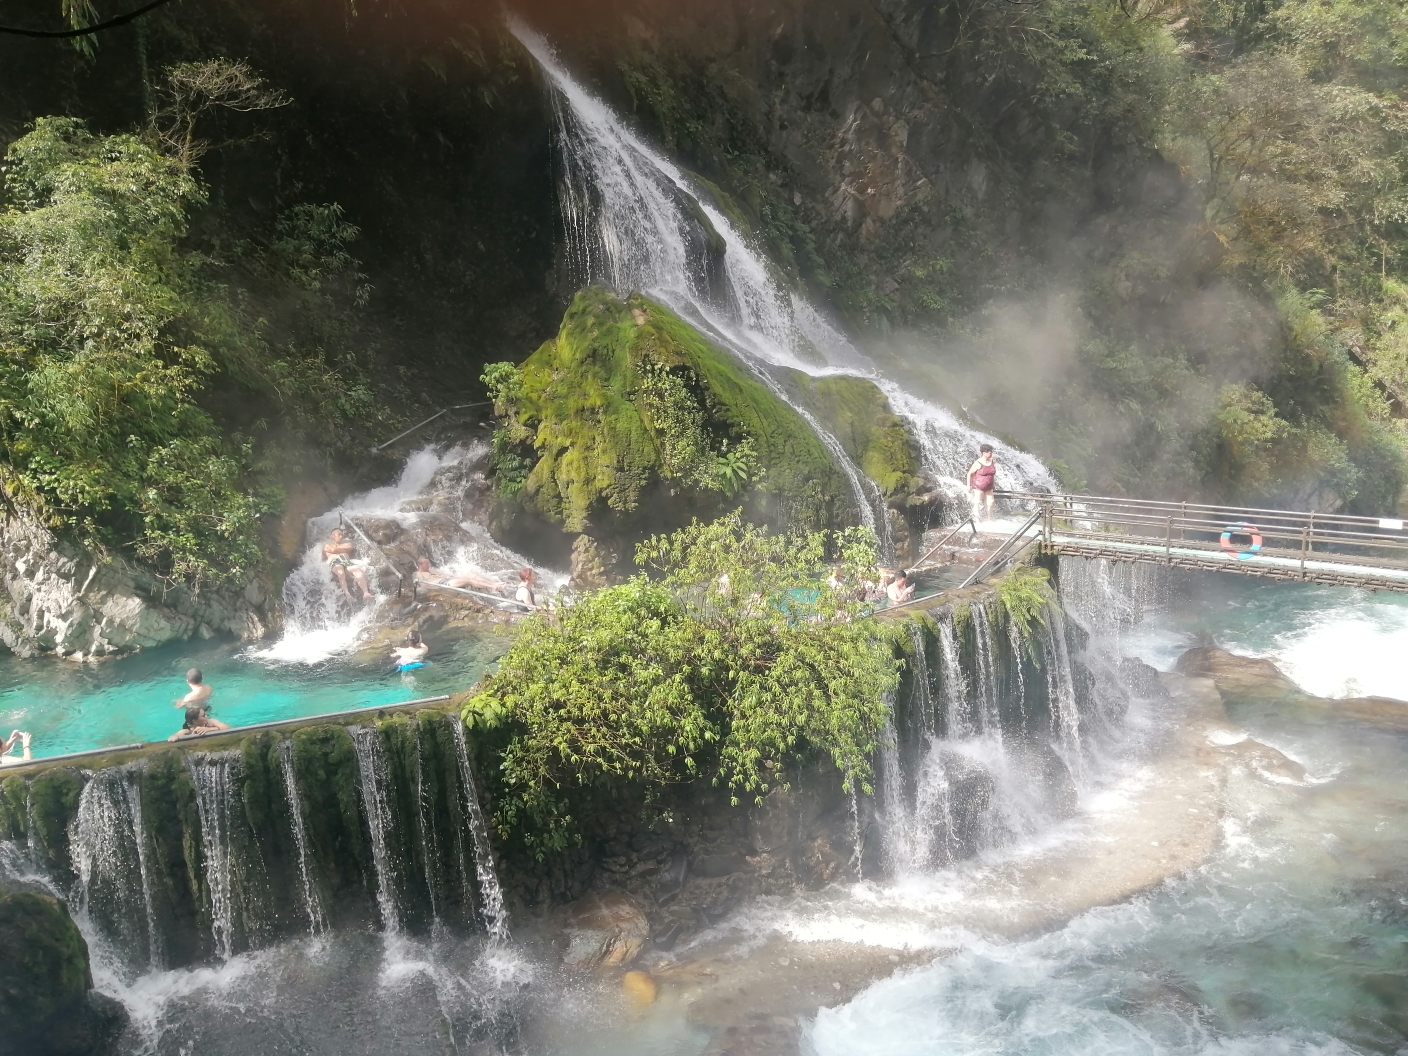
[{"left": 998, "top": 491, "right": 1408, "bottom": 578}]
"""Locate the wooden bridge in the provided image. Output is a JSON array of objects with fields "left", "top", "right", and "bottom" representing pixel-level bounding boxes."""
[{"left": 993, "top": 492, "right": 1408, "bottom": 593}]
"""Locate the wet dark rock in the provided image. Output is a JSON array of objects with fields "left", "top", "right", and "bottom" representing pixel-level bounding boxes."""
[
  {"left": 562, "top": 890, "right": 652, "bottom": 968},
  {"left": 1118, "top": 657, "right": 1168, "bottom": 699},
  {"left": 0, "top": 892, "right": 126, "bottom": 1056}
]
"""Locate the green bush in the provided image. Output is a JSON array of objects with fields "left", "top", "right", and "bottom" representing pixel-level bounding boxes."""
[{"left": 465, "top": 513, "right": 899, "bottom": 852}]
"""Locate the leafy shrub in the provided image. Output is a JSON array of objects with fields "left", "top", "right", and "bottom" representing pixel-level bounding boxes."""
[{"left": 464, "top": 513, "right": 899, "bottom": 852}]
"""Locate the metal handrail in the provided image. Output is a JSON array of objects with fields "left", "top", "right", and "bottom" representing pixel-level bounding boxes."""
[
  {"left": 371, "top": 403, "right": 491, "bottom": 453},
  {"left": 1003, "top": 490, "right": 1406, "bottom": 535},
  {"left": 960, "top": 509, "right": 1043, "bottom": 588},
  {"left": 913, "top": 517, "right": 977, "bottom": 567},
  {"left": 339, "top": 513, "right": 405, "bottom": 594}
]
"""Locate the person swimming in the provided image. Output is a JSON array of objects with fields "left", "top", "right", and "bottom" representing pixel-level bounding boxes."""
[
  {"left": 413, "top": 557, "right": 505, "bottom": 594},
  {"left": 391, "top": 630, "right": 430, "bottom": 671},
  {"left": 515, "top": 567, "right": 540, "bottom": 610},
  {"left": 886, "top": 570, "right": 916, "bottom": 604}
]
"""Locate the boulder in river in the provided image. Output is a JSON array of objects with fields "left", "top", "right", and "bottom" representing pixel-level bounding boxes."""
[
  {"left": 562, "top": 890, "right": 651, "bottom": 969},
  {"left": 1175, "top": 647, "right": 1408, "bottom": 732},
  {"left": 0, "top": 891, "right": 127, "bottom": 1056}
]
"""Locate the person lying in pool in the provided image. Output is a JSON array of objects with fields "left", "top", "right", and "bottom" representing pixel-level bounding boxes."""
[
  {"left": 173, "top": 667, "right": 213, "bottom": 709},
  {"left": 0, "top": 729, "right": 32, "bottom": 765},
  {"left": 391, "top": 630, "right": 430, "bottom": 669},
  {"left": 414, "top": 557, "right": 505, "bottom": 593},
  {"left": 168, "top": 706, "right": 230, "bottom": 741}
]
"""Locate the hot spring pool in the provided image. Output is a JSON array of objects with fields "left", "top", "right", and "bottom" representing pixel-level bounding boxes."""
[{"left": 0, "top": 632, "right": 504, "bottom": 760}]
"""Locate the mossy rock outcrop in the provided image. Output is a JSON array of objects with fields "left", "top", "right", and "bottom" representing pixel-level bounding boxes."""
[
  {"left": 0, "top": 892, "right": 126, "bottom": 1056},
  {"left": 489, "top": 289, "right": 849, "bottom": 537},
  {"left": 790, "top": 374, "right": 922, "bottom": 500}
]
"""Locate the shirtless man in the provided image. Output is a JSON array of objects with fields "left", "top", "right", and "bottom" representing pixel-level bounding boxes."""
[
  {"left": 414, "top": 557, "right": 504, "bottom": 593},
  {"left": 967, "top": 444, "right": 998, "bottom": 524},
  {"left": 392, "top": 630, "right": 430, "bottom": 669},
  {"left": 324, "top": 527, "right": 373, "bottom": 602},
  {"left": 886, "top": 571, "right": 916, "bottom": 605},
  {"left": 173, "top": 668, "right": 213, "bottom": 710}
]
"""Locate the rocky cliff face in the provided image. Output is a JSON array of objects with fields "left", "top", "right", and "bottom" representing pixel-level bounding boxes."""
[{"left": 0, "top": 512, "right": 276, "bottom": 660}]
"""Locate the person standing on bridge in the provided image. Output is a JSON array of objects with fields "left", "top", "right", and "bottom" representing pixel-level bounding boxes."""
[{"left": 967, "top": 444, "right": 998, "bottom": 524}]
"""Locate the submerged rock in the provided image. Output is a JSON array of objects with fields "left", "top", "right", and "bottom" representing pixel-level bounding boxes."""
[
  {"left": 563, "top": 890, "right": 651, "bottom": 968},
  {"left": 0, "top": 892, "right": 126, "bottom": 1056}
]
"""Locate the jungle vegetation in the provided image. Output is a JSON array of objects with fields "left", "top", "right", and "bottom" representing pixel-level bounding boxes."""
[{"left": 0, "top": 61, "right": 387, "bottom": 586}]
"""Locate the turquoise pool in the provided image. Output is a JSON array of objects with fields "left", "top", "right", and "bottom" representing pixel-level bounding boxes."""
[{"left": 0, "top": 632, "right": 505, "bottom": 761}]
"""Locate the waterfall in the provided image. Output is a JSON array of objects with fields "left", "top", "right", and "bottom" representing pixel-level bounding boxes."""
[
  {"left": 276, "top": 740, "right": 327, "bottom": 936},
  {"left": 876, "top": 381, "right": 1057, "bottom": 512},
  {"left": 412, "top": 724, "right": 443, "bottom": 927},
  {"left": 351, "top": 727, "right": 403, "bottom": 935},
  {"left": 256, "top": 444, "right": 566, "bottom": 665},
  {"left": 936, "top": 614, "right": 972, "bottom": 740},
  {"left": 187, "top": 752, "right": 245, "bottom": 961},
  {"left": 970, "top": 603, "right": 1002, "bottom": 738},
  {"left": 450, "top": 721, "right": 509, "bottom": 942},
  {"left": 906, "top": 621, "right": 936, "bottom": 737},
  {"left": 1043, "top": 608, "right": 1084, "bottom": 784},
  {"left": 509, "top": 19, "right": 1060, "bottom": 539},
  {"left": 70, "top": 767, "right": 162, "bottom": 969},
  {"left": 1006, "top": 615, "right": 1027, "bottom": 719}
]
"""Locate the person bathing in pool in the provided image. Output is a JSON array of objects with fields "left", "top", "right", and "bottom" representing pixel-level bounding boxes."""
[
  {"left": 168, "top": 706, "right": 229, "bottom": 741},
  {"left": 392, "top": 630, "right": 429, "bottom": 670},
  {"left": 414, "top": 557, "right": 505, "bottom": 594},
  {"left": 173, "top": 667, "right": 213, "bottom": 710},
  {"left": 324, "top": 527, "right": 373, "bottom": 603}
]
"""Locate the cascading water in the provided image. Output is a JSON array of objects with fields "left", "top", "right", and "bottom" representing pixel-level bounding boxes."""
[
  {"left": 351, "top": 726, "right": 403, "bottom": 935},
  {"left": 187, "top": 752, "right": 249, "bottom": 961},
  {"left": 276, "top": 740, "right": 327, "bottom": 936},
  {"left": 71, "top": 766, "right": 162, "bottom": 970},
  {"left": 451, "top": 721, "right": 509, "bottom": 942},
  {"left": 257, "top": 443, "right": 566, "bottom": 664},
  {"left": 510, "top": 20, "right": 1056, "bottom": 542},
  {"left": 936, "top": 614, "right": 972, "bottom": 739},
  {"left": 412, "top": 724, "right": 444, "bottom": 928},
  {"left": 970, "top": 603, "right": 1002, "bottom": 738}
]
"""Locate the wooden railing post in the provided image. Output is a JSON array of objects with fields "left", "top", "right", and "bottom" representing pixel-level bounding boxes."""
[
  {"left": 1300, "top": 526, "right": 1309, "bottom": 580},
  {"left": 1307, "top": 512, "right": 1315, "bottom": 556},
  {"left": 1166, "top": 516, "right": 1173, "bottom": 565}
]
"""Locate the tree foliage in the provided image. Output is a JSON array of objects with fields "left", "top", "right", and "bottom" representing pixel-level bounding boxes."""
[
  {"left": 464, "top": 513, "right": 899, "bottom": 852},
  {"left": 0, "top": 103, "right": 381, "bottom": 585}
]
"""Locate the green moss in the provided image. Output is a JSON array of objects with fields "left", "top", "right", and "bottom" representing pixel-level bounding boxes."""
[
  {"left": 502, "top": 288, "right": 843, "bottom": 532},
  {"left": 0, "top": 775, "right": 25, "bottom": 842},
  {"left": 0, "top": 893, "right": 90, "bottom": 1029},
  {"left": 291, "top": 724, "right": 374, "bottom": 901},
  {"left": 27, "top": 769, "right": 83, "bottom": 879},
  {"left": 792, "top": 374, "right": 921, "bottom": 499}
]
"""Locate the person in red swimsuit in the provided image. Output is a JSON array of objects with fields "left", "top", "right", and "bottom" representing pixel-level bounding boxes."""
[{"left": 967, "top": 444, "right": 998, "bottom": 523}]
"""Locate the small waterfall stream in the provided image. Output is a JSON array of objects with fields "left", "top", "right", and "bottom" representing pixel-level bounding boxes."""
[
  {"left": 187, "top": 752, "right": 247, "bottom": 961},
  {"left": 277, "top": 740, "right": 327, "bottom": 936},
  {"left": 351, "top": 726, "right": 403, "bottom": 936},
  {"left": 451, "top": 721, "right": 509, "bottom": 942}
]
